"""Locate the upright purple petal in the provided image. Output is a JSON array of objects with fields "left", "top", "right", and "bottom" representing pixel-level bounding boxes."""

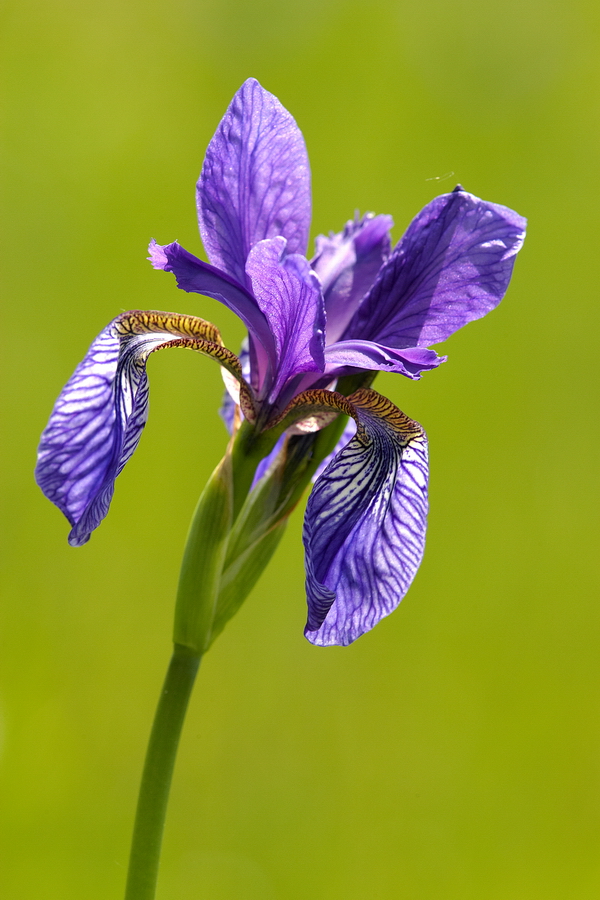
[
  {"left": 346, "top": 188, "right": 526, "bottom": 348},
  {"left": 312, "top": 213, "right": 393, "bottom": 343},
  {"left": 303, "top": 389, "right": 428, "bottom": 646},
  {"left": 198, "top": 78, "right": 311, "bottom": 285},
  {"left": 245, "top": 237, "right": 325, "bottom": 403},
  {"left": 36, "top": 311, "right": 243, "bottom": 546}
]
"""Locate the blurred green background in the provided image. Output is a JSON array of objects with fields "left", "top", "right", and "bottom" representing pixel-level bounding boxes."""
[{"left": 1, "top": 0, "right": 599, "bottom": 897}]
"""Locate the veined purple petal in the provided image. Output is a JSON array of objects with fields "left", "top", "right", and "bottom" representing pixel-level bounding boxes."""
[
  {"left": 149, "top": 240, "right": 275, "bottom": 386},
  {"left": 311, "top": 415, "right": 357, "bottom": 483},
  {"left": 197, "top": 78, "right": 311, "bottom": 286},
  {"left": 245, "top": 237, "right": 325, "bottom": 402},
  {"left": 312, "top": 213, "right": 393, "bottom": 343},
  {"left": 303, "top": 389, "right": 428, "bottom": 646},
  {"left": 324, "top": 339, "right": 444, "bottom": 380},
  {"left": 346, "top": 188, "right": 526, "bottom": 348},
  {"left": 36, "top": 311, "right": 243, "bottom": 546}
]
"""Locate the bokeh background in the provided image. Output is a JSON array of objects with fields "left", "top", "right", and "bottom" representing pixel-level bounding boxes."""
[{"left": 2, "top": 0, "right": 599, "bottom": 897}]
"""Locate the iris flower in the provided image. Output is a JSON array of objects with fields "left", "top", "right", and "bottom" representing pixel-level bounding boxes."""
[{"left": 36, "top": 78, "right": 525, "bottom": 646}]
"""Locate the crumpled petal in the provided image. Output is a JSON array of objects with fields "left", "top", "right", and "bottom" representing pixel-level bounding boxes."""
[
  {"left": 346, "top": 188, "right": 526, "bottom": 349},
  {"left": 197, "top": 77, "right": 311, "bottom": 287},
  {"left": 245, "top": 237, "right": 326, "bottom": 402},
  {"left": 303, "top": 388, "right": 428, "bottom": 646},
  {"left": 149, "top": 239, "right": 275, "bottom": 386},
  {"left": 324, "top": 339, "right": 444, "bottom": 380},
  {"left": 35, "top": 311, "right": 245, "bottom": 547},
  {"left": 312, "top": 213, "right": 393, "bottom": 343}
]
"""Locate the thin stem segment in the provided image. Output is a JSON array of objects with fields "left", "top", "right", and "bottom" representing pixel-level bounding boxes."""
[{"left": 124, "top": 644, "right": 201, "bottom": 900}]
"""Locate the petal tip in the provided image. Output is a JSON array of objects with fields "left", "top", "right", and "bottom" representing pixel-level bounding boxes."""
[
  {"left": 303, "top": 621, "right": 361, "bottom": 647},
  {"left": 148, "top": 239, "right": 169, "bottom": 270},
  {"left": 67, "top": 527, "right": 91, "bottom": 548}
]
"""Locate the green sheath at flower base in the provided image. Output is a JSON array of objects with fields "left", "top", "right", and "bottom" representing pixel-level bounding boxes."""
[
  {"left": 213, "top": 520, "right": 287, "bottom": 644},
  {"left": 172, "top": 413, "right": 285, "bottom": 652},
  {"left": 173, "top": 453, "right": 233, "bottom": 653}
]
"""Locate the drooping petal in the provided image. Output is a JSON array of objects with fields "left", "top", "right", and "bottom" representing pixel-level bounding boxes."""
[
  {"left": 346, "top": 188, "right": 526, "bottom": 348},
  {"left": 302, "top": 388, "right": 428, "bottom": 646},
  {"left": 197, "top": 78, "right": 311, "bottom": 286},
  {"left": 35, "top": 311, "right": 249, "bottom": 547},
  {"left": 149, "top": 239, "right": 275, "bottom": 385},
  {"left": 245, "top": 237, "right": 326, "bottom": 402},
  {"left": 311, "top": 213, "right": 393, "bottom": 343},
  {"left": 324, "top": 339, "right": 444, "bottom": 380}
]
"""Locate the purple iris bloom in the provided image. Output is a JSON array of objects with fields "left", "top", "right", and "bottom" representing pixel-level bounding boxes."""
[{"left": 36, "top": 78, "right": 526, "bottom": 646}]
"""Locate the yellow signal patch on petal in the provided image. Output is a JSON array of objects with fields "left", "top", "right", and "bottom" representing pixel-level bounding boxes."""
[
  {"left": 347, "top": 388, "right": 426, "bottom": 448},
  {"left": 115, "top": 310, "right": 223, "bottom": 344},
  {"left": 116, "top": 310, "right": 257, "bottom": 422},
  {"left": 271, "top": 388, "right": 357, "bottom": 436}
]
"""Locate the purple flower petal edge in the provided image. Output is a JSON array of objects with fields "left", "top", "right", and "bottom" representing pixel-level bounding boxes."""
[
  {"left": 324, "top": 339, "right": 444, "bottom": 380},
  {"left": 347, "top": 188, "right": 526, "bottom": 349},
  {"left": 149, "top": 240, "right": 276, "bottom": 383}
]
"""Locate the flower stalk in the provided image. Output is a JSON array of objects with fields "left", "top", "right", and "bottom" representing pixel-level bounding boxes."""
[
  {"left": 125, "top": 401, "right": 356, "bottom": 895},
  {"left": 124, "top": 644, "right": 201, "bottom": 900}
]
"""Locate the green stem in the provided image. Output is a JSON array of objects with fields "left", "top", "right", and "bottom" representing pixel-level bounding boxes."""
[{"left": 124, "top": 644, "right": 201, "bottom": 900}]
